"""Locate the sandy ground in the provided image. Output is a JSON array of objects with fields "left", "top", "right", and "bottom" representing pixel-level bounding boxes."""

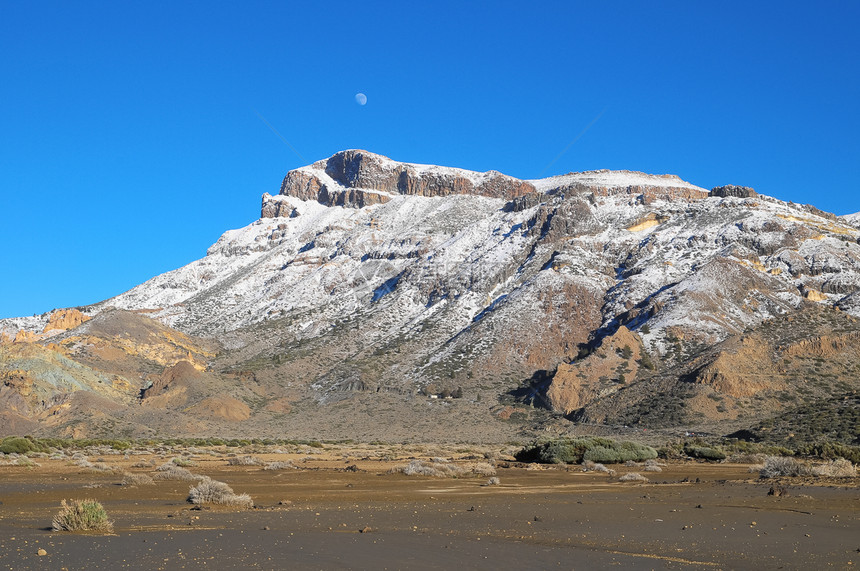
[{"left": 0, "top": 445, "right": 858, "bottom": 570}]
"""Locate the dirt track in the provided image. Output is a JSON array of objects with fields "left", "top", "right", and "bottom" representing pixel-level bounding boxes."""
[{"left": 1, "top": 447, "right": 858, "bottom": 569}]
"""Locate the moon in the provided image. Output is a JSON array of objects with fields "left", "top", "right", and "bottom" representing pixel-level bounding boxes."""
[{"left": 355, "top": 93, "right": 367, "bottom": 106}]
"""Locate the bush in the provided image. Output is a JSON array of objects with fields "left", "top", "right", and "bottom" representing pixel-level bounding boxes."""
[
  {"left": 263, "top": 461, "right": 294, "bottom": 471},
  {"left": 471, "top": 462, "right": 497, "bottom": 477},
  {"left": 153, "top": 466, "right": 201, "bottom": 481},
  {"left": 619, "top": 472, "right": 648, "bottom": 482},
  {"left": 759, "top": 456, "right": 813, "bottom": 478},
  {"left": 811, "top": 458, "right": 856, "bottom": 478},
  {"left": 517, "top": 437, "right": 657, "bottom": 465},
  {"left": 188, "top": 477, "right": 253, "bottom": 508},
  {"left": 390, "top": 460, "right": 496, "bottom": 478},
  {"left": 52, "top": 499, "right": 113, "bottom": 532},
  {"left": 0, "top": 437, "right": 35, "bottom": 455},
  {"left": 644, "top": 459, "right": 663, "bottom": 472},
  {"left": 226, "top": 455, "right": 263, "bottom": 466},
  {"left": 796, "top": 442, "right": 860, "bottom": 464},
  {"left": 684, "top": 445, "right": 727, "bottom": 461},
  {"left": 121, "top": 472, "right": 154, "bottom": 486},
  {"left": 392, "top": 459, "right": 464, "bottom": 477}
]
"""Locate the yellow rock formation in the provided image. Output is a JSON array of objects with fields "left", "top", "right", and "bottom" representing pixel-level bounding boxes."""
[
  {"left": 43, "top": 308, "right": 90, "bottom": 333},
  {"left": 803, "top": 289, "right": 828, "bottom": 302}
]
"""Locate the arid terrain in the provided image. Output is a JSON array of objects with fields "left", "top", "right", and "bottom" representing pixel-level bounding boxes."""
[{"left": 1, "top": 442, "right": 858, "bottom": 570}]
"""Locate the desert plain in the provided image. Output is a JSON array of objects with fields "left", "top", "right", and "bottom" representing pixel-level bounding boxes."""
[{"left": 1, "top": 442, "right": 858, "bottom": 570}]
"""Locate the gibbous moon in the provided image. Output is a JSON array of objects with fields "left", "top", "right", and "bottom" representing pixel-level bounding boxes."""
[{"left": 355, "top": 93, "right": 367, "bottom": 106}]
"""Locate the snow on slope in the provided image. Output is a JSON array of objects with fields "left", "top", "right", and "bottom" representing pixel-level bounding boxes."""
[
  {"left": 530, "top": 170, "right": 706, "bottom": 193},
  {"left": 5, "top": 153, "right": 860, "bottom": 371}
]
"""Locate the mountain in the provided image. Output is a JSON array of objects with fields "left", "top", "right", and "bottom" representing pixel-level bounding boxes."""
[{"left": 2, "top": 150, "right": 859, "bottom": 444}]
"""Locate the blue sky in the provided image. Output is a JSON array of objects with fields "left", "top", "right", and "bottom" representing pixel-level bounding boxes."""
[{"left": 1, "top": 1, "right": 858, "bottom": 319}]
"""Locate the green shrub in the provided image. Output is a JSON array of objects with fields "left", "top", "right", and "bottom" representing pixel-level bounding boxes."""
[
  {"left": 796, "top": 442, "right": 860, "bottom": 464},
  {"left": 0, "top": 437, "right": 35, "bottom": 455},
  {"left": 516, "top": 437, "right": 657, "bottom": 465},
  {"left": 684, "top": 445, "right": 727, "bottom": 461},
  {"left": 52, "top": 499, "right": 113, "bottom": 532}
]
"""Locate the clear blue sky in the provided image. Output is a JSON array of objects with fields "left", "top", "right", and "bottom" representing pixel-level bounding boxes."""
[{"left": 1, "top": 1, "right": 858, "bottom": 319}]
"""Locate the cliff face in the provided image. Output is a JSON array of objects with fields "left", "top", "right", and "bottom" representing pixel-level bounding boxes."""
[{"left": 262, "top": 150, "right": 711, "bottom": 214}]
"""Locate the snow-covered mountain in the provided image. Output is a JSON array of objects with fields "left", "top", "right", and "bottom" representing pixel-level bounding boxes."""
[{"left": 2, "top": 150, "right": 859, "bottom": 441}]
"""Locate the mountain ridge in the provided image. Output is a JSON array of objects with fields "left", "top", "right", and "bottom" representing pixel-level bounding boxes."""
[{"left": 1, "top": 150, "right": 858, "bottom": 443}]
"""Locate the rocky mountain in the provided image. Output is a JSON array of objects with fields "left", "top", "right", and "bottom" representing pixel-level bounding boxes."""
[{"left": 2, "top": 150, "right": 859, "bottom": 444}]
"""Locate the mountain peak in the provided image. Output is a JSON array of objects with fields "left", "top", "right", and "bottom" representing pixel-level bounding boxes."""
[{"left": 263, "top": 150, "right": 711, "bottom": 216}]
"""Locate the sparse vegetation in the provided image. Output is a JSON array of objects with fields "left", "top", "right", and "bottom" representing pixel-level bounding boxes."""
[
  {"left": 684, "top": 445, "right": 727, "bottom": 461},
  {"left": 619, "top": 472, "right": 648, "bottom": 482},
  {"left": 121, "top": 472, "right": 154, "bottom": 486},
  {"left": 811, "top": 458, "right": 856, "bottom": 478},
  {"left": 390, "top": 459, "right": 496, "bottom": 478},
  {"left": 263, "top": 460, "right": 294, "bottom": 470},
  {"left": 187, "top": 477, "right": 253, "bottom": 508},
  {"left": 153, "top": 465, "right": 201, "bottom": 481},
  {"left": 227, "top": 455, "right": 263, "bottom": 466},
  {"left": 759, "top": 456, "right": 813, "bottom": 478},
  {"left": 52, "top": 499, "right": 113, "bottom": 532},
  {"left": 516, "top": 437, "right": 657, "bottom": 465},
  {"left": 0, "top": 436, "right": 37, "bottom": 455}
]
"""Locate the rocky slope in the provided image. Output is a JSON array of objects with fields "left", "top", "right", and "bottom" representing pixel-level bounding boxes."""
[{"left": 2, "top": 150, "right": 859, "bottom": 443}]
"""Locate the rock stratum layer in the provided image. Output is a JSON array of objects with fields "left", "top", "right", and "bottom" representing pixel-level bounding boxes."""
[{"left": 1, "top": 150, "right": 859, "bottom": 444}]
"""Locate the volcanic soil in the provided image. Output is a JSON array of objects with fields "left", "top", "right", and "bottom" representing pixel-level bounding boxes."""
[{"left": 1, "top": 444, "right": 858, "bottom": 570}]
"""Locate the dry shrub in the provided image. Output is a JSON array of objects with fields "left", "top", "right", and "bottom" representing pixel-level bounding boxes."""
[
  {"left": 263, "top": 461, "right": 294, "bottom": 471},
  {"left": 471, "top": 462, "right": 497, "bottom": 477},
  {"left": 52, "top": 499, "right": 113, "bottom": 532},
  {"left": 392, "top": 459, "right": 498, "bottom": 478},
  {"left": 811, "top": 458, "right": 856, "bottom": 478},
  {"left": 88, "top": 462, "right": 114, "bottom": 473},
  {"left": 759, "top": 456, "right": 813, "bottom": 478},
  {"left": 121, "top": 472, "right": 154, "bottom": 486},
  {"left": 0, "top": 455, "right": 39, "bottom": 467},
  {"left": 484, "top": 477, "right": 501, "bottom": 486},
  {"left": 619, "top": 472, "right": 649, "bottom": 483},
  {"left": 72, "top": 457, "right": 94, "bottom": 469},
  {"left": 226, "top": 455, "right": 263, "bottom": 466},
  {"left": 582, "top": 460, "right": 614, "bottom": 475},
  {"left": 153, "top": 466, "right": 201, "bottom": 481},
  {"left": 644, "top": 459, "right": 663, "bottom": 472},
  {"left": 188, "top": 477, "right": 253, "bottom": 508},
  {"left": 393, "top": 459, "right": 460, "bottom": 477}
]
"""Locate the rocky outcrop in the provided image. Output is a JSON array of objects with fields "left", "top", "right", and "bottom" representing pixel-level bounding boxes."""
[
  {"left": 546, "top": 326, "right": 644, "bottom": 415},
  {"left": 13, "top": 330, "right": 40, "bottom": 343},
  {"left": 43, "top": 308, "right": 90, "bottom": 333},
  {"left": 782, "top": 332, "right": 860, "bottom": 359},
  {"left": 590, "top": 184, "right": 707, "bottom": 205},
  {"left": 710, "top": 185, "right": 757, "bottom": 198},
  {"left": 264, "top": 150, "right": 537, "bottom": 215},
  {"left": 689, "top": 335, "right": 780, "bottom": 398},
  {"left": 187, "top": 395, "right": 251, "bottom": 422},
  {"left": 541, "top": 170, "right": 708, "bottom": 205}
]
